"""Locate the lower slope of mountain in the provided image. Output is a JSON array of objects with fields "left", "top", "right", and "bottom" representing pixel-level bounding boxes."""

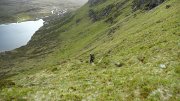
[{"left": 0, "top": 0, "right": 179, "bottom": 100}]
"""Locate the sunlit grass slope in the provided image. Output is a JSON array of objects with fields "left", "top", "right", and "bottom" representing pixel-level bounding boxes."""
[{"left": 0, "top": 0, "right": 179, "bottom": 100}]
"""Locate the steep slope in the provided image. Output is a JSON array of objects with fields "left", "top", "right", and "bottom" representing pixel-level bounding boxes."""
[{"left": 0, "top": 0, "right": 179, "bottom": 100}]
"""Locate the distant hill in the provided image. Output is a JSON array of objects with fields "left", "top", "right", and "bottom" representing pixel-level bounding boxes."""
[{"left": 0, "top": 0, "right": 87, "bottom": 23}]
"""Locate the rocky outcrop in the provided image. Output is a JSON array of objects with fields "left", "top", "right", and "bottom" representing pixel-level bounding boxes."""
[
  {"left": 88, "top": 0, "right": 165, "bottom": 22},
  {"left": 88, "top": 9, "right": 99, "bottom": 22},
  {"left": 88, "top": 0, "right": 130, "bottom": 23},
  {"left": 88, "top": 0, "right": 106, "bottom": 6},
  {"left": 132, "top": 0, "right": 165, "bottom": 11}
]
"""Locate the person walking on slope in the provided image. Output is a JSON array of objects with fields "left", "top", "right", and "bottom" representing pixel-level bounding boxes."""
[{"left": 90, "top": 53, "right": 95, "bottom": 64}]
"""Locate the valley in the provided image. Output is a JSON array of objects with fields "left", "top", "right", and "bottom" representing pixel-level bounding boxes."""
[{"left": 0, "top": 0, "right": 87, "bottom": 23}]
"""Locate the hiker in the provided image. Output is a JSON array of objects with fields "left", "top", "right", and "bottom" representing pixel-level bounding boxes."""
[{"left": 90, "top": 53, "right": 95, "bottom": 64}]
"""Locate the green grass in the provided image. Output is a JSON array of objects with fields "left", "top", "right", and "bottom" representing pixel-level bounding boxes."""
[{"left": 0, "top": 0, "right": 179, "bottom": 100}]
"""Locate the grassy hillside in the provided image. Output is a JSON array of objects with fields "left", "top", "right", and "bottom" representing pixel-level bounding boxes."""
[{"left": 0, "top": 0, "right": 179, "bottom": 100}]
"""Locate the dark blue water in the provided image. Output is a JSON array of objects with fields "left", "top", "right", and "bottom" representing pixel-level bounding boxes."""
[{"left": 0, "top": 19, "right": 44, "bottom": 52}]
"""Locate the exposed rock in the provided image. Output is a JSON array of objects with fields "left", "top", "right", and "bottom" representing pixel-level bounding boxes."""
[
  {"left": 88, "top": 0, "right": 130, "bottom": 23},
  {"left": 88, "top": 3, "right": 114, "bottom": 22},
  {"left": 101, "top": 4, "right": 114, "bottom": 16},
  {"left": 159, "top": 64, "right": 166, "bottom": 69},
  {"left": 114, "top": 62, "right": 124, "bottom": 67},
  {"left": 88, "top": 0, "right": 106, "bottom": 6},
  {"left": 89, "top": 9, "right": 99, "bottom": 22},
  {"left": 132, "top": 0, "right": 165, "bottom": 11}
]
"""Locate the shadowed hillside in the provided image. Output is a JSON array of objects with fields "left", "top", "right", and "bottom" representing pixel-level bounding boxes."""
[{"left": 0, "top": 0, "right": 179, "bottom": 100}]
